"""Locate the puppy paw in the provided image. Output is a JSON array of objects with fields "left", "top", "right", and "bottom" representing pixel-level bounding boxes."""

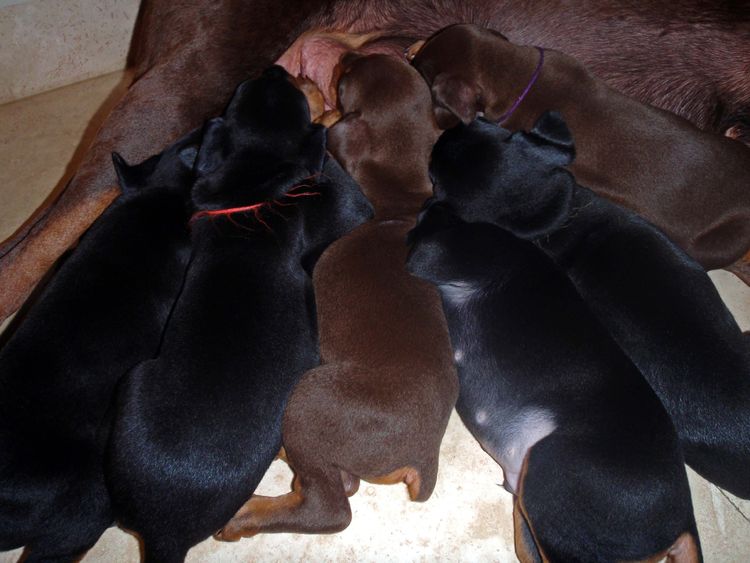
[
  {"left": 214, "top": 518, "right": 260, "bottom": 542},
  {"left": 315, "top": 109, "right": 342, "bottom": 128}
]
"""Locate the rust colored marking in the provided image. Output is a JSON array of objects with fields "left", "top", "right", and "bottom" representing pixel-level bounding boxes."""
[
  {"left": 513, "top": 497, "right": 543, "bottom": 563},
  {"left": 366, "top": 466, "right": 422, "bottom": 501},
  {"left": 405, "top": 39, "right": 426, "bottom": 61},
  {"left": 624, "top": 531, "right": 701, "bottom": 563},
  {"left": 215, "top": 491, "right": 304, "bottom": 542}
]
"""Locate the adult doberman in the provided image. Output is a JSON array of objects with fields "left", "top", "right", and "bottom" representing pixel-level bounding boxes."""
[{"left": 2, "top": 0, "right": 748, "bottom": 323}]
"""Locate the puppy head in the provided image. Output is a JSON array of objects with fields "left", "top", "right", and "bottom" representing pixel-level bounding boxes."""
[
  {"left": 429, "top": 111, "right": 576, "bottom": 238},
  {"left": 410, "top": 24, "right": 511, "bottom": 128},
  {"left": 335, "top": 54, "right": 433, "bottom": 118},
  {"left": 407, "top": 200, "right": 469, "bottom": 285},
  {"left": 191, "top": 67, "right": 326, "bottom": 210},
  {"left": 224, "top": 65, "right": 313, "bottom": 139},
  {"left": 112, "top": 128, "right": 201, "bottom": 196},
  {"left": 328, "top": 53, "right": 440, "bottom": 175}
]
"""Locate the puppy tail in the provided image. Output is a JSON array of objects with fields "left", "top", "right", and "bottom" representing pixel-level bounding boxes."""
[{"left": 142, "top": 539, "right": 189, "bottom": 563}]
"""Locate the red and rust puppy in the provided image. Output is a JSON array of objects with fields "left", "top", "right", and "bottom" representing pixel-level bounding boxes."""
[
  {"left": 216, "top": 55, "right": 458, "bottom": 540},
  {"left": 4, "top": 1, "right": 750, "bottom": 326},
  {"left": 408, "top": 23, "right": 750, "bottom": 280}
]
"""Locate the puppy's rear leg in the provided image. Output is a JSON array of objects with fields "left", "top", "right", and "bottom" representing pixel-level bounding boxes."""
[
  {"left": 215, "top": 467, "right": 352, "bottom": 540},
  {"left": 513, "top": 497, "right": 542, "bottom": 563},
  {"left": 365, "top": 457, "right": 438, "bottom": 502}
]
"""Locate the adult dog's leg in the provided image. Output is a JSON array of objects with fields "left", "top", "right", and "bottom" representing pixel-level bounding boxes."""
[{"left": 0, "top": 0, "right": 327, "bottom": 323}]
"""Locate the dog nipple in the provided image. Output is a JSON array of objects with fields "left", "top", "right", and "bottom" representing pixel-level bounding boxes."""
[
  {"left": 475, "top": 409, "right": 488, "bottom": 425},
  {"left": 454, "top": 349, "right": 464, "bottom": 363}
]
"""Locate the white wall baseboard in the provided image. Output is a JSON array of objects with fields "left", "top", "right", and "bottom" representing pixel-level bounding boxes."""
[{"left": 0, "top": 0, "right": 140, "bottom": 104}]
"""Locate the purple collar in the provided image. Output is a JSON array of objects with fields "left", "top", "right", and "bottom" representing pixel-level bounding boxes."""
[{"left": 496, "top": 47, "right": 545, "bottom": 124}]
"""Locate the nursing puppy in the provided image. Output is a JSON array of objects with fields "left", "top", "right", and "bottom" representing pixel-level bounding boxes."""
[
  {"left": 106, "top": 67, "right": 372, "bottom": 562},
  {"left": 409, "top": 23, "right": 750, "bottom": 277},
  {"left": 428, "top": 112, "right": 750, "bottom": 499},
  {"left": 0, "top": 131, "right": 197, "bottom": 561},
  {"left": 216, "top": 55, "right": 458, "bottom": 540},
  {"left": 4, "top": 1, "right": 750, "bottom": 326},
  {"left": 407, "top": 201, "right": 700, "bottom": 562}
]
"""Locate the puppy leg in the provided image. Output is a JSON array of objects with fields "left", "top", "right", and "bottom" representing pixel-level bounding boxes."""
[
  {"left": 513, "top": 497, "right": 542, "bottom": 563},
  {"left": 215, "top": 467, "right": 352, "bottom": 540},
  {"left": 664, "top": 532, "right": 701, "bottom": 563},
  {"left": 364, "top": 457, "right": 438, "bottom": 502},
  {"left": 272, "top": 447, "right": 361, "bottom": 497}
]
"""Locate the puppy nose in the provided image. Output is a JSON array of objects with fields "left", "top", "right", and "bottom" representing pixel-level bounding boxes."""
[{"left": 404, "top": 39, "right": 426, "bottom": 61}]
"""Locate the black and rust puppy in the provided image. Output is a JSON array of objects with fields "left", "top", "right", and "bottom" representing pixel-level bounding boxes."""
[
  {"left": 106, "top": 67, "right": 372, "bottom": 562},
  {"left": 428, "top": 112, "right": 750, "bottom": 499},
  {"left": 0, "top": 131, "right": 198, "bottom": 561},
  {"left": 407, "top": 24, "right": 750, "bottom": 280},
  {"left": 407, "top": 202, "right": 700, "bottom": 562}
]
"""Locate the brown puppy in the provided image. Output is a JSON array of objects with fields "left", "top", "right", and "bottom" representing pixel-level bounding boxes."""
[
  {"left": 215, "top": 54, "right": 458, "bottom": 540},
  {"left": 409, "top": 23, "right": 750, "bottom": 280},
  {"left": 3, "top": 1, "right": 750, "bottom": 324}
]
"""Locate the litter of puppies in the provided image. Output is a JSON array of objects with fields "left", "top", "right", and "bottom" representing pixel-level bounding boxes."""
[{"left": 1, "top": 20, "right": 749, "bottom": 563}]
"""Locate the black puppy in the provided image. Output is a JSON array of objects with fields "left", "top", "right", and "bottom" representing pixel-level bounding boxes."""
[
  {"left": 0, "top": 131, "right": 197, "bottom": 561},
  {"left": 407, "top": 202, "right": 700, "bottom": 562},
  {"left": 428, "top": 113, "right": 750, "bottom": 499},
  {"left": 106, "top": 67, "right": 372, "bottom": 562}
]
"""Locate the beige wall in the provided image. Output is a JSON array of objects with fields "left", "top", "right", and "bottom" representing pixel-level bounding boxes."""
[{"left": 0, "top": 0, "right": 140, "bottom": 104}]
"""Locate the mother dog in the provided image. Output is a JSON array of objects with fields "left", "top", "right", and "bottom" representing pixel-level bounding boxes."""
[{"left": 1, "top": 0, "right": 749, "bottom": 323}]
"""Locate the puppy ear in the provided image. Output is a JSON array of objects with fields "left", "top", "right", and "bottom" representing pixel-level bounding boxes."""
[
  {"left": 430, "top": 73, "right": 480, "bottom": 127},
  {"left": 301, "top": 124, "right": 327, "bottom": 175},
  {"left": 111, "top": 152, "right": 154, "bottom": 193},
  {"left": 195, "top": 118, "right": 230, "bottom": 176},
  {"left": 405, "top": 212, "right": 459, "bottom": 285},
  {"left": 407, "top": 200, "right": 460, "bottom": 247},
  {"left": 178, "top": 145, "right": 198, "bottom": 169},
  {"left": 112, "top": 152, "right": 133, "bottom": 190},
  {"left": 528, "top": 111, "right": 575, "bottom": 166},
  {"left": 505, "top": 167, "right": 576, "bottom": 239}
]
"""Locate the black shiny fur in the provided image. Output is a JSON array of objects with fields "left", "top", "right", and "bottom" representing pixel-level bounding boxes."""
[
  {"left": 105, "top": 67, "right": 372, "bottom": 562},
  {"left": 0, "top": 131, "right": 198, "bottom": 561},
  {"left": 407, "top": 201, "right": 699, "bottom": 561},
  {"left": 429, "top": 112, "right": 750, "bottom": 499}
]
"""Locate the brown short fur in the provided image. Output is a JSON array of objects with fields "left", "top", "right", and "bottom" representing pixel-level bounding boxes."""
[
  {"left": 3, "top": 0, "right": 749, "bottom": 323},
  {"left": 215, "top": 54, "right": 458, "bottom": 540},
  {"left": 409, "top": 23, "right": 750, "bottom": 278}
]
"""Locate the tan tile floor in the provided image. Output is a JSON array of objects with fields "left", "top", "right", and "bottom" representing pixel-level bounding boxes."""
[{"left": 0, "top": 74, "right": 749, "bottom": 562}]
